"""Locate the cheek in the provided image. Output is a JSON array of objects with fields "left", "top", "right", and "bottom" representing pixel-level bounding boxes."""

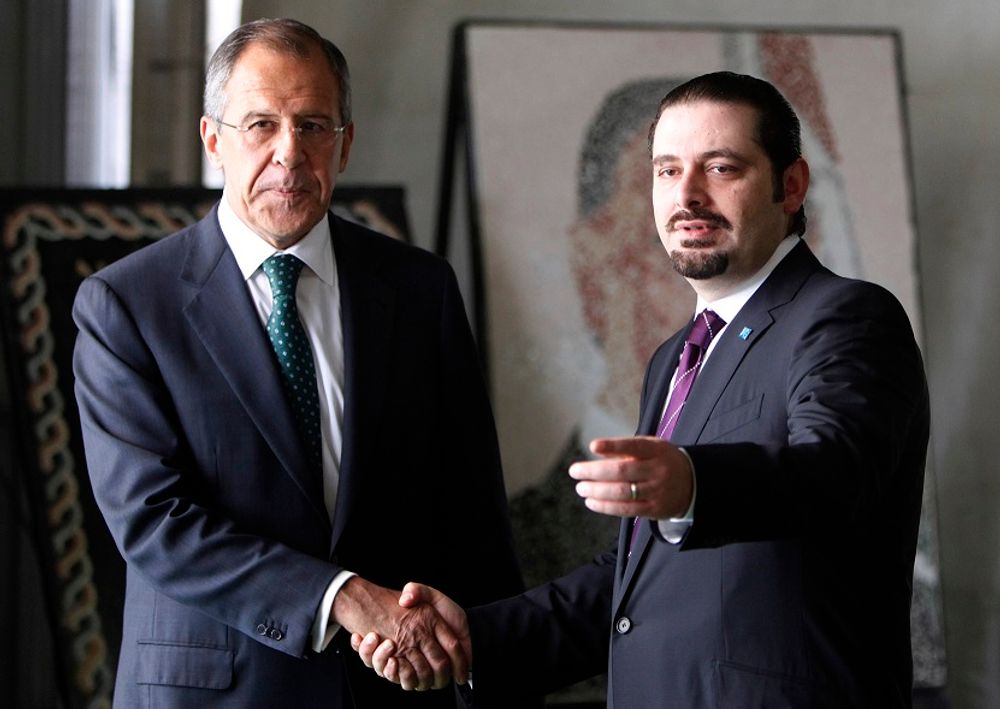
[
  {"left": 241, "top": 160, "right": 273, "bottom": 193},
  {"left": 652, "top": 190, "right": 673, "bottom": 231}
]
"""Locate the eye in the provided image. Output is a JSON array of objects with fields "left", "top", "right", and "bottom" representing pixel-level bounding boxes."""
[
  {"left": 247, "top": 119, "right": 278, "bottom": 133},
  {"left": 298, "top": 120, "right": 330, "bottom": 135},
  {"left": 708, "top": 164, "right": 737, "bottom": 175},
  {"left": 657, "top": 166, "right": 680, "bottom": 178}
]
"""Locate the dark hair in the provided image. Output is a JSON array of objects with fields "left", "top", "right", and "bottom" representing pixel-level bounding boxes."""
[
  {"left": 648, "top": 71, "right": 806, "bottom": 236},
  {"left": 204, "top": 18, "right": 351, "bottom": 126},
  {"left": 578, "top": 78, "right": 684, "bottom": 218}
]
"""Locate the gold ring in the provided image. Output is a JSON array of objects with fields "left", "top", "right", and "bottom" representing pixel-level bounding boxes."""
[{"left": 630, "top": 482, "right": 639, "bottom": 501}]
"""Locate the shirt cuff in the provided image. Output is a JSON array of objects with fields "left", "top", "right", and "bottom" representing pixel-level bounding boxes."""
[{"left": 310, "top": 570, "right": 356, "bottom": 653}]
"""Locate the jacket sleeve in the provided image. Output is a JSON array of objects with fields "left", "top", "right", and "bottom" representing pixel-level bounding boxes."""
[
  {"left": 465, "top": 547, "right": 615, "bottom": 703},
  {"left": 682, "top": 279, "right": 930, "bottom": 548}
]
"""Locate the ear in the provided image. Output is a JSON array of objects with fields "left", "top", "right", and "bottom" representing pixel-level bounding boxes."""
[
  {"left": 200, "top": 116, "right": 224, "bottom": 170},
  {"left": 337, "top": 122, "right": 355, "bottom": 173},
  {"left": 781, "top": 158, "right": 809, "bottom": 215}
]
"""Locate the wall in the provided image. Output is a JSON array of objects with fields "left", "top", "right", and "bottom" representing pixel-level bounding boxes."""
[{"left": 242, "top": 0, "right": 1000, "bottom": 706}]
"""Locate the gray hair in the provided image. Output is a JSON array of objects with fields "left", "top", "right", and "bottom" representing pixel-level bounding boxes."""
[{"left": 204, "top": 18, "right": 352, "bottom": 126}]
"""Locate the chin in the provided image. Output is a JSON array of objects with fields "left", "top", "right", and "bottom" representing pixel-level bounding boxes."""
[{"left": 669, "top": 250, "right": 729, "bottom": 280}]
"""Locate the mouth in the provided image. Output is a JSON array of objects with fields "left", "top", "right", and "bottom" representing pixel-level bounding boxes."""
[
  {"left": 673, "top": 220, "right": 720, "bottom": 235},
  {"left": 267, "top": 186, "right": 310, "bottom": 198},
  {"left": 666, "top": 210, "right": 731, "bottom": 240}
]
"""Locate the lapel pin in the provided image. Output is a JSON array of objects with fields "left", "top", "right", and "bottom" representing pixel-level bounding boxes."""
[{"left": 739, "top": 327, "right": 753, "bottom": 340}]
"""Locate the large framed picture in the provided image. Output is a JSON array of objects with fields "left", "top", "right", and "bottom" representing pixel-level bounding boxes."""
[{"left": 437, "top": 21, "right": 945, "bottom": 704}]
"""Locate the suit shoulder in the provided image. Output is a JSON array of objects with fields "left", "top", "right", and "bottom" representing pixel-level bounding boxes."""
[
  {"left": 88, "top": 216, "right": 206, "bottom": 288},
  {"left": 333, "top": 214, "right": 455, "bottom": 280},
  {"left": 801, "top": 269, "right": 909, "bottom": 317}
]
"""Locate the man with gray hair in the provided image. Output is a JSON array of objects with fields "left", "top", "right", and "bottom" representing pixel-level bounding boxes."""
[{"left": 73, "top": 17, "right": 523, "bottom": 708}]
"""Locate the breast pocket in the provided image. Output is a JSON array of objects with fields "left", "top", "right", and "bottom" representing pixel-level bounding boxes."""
[{"left": 701, "top": 393, "right": 763, "bottom": 442}]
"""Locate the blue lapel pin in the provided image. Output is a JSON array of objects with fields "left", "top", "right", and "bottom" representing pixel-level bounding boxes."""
[{"left": 739, "top": 327, "right": 753, "bottom": 340}]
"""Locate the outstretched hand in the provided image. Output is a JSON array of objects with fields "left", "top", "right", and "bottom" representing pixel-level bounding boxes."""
[
  {"left": 350, "top": 582, "right": 471, "bottom": 689},
  {"left": 569, "top": 436, "right": 694, "bottom": 519},
  {"left": 333, "top": 577, "right": 468, "bottom": 691}
]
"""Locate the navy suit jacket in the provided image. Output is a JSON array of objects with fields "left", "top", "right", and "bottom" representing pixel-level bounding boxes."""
[
  {"left": 466, "top": 241, "right": 929, "bottom": 708},
  {"left": 73, "top": 207, "right": 524, "bottom": 708}
]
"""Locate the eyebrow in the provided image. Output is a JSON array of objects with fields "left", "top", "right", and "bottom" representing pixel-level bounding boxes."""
[
  {"left": 652, "top": 148, "right": 751, "bottom": 166},
  {"left": 234, "top": 109, "right": 336, "bottom": 123}
]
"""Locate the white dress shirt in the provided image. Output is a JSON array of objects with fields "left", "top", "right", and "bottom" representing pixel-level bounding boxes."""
[{"left": 217, "top": 195, "right": 353, "bottom": 651}]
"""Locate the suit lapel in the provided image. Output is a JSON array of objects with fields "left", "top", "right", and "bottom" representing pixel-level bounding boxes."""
[
  {"left": 328, "top": 216, "right": 396, "bottom": 549},
  {"left": 672, "top": 241, "right": 820, "bottom": 445},
  {"left": 181, "top": 208, "right": 328, "bottom": 524}
]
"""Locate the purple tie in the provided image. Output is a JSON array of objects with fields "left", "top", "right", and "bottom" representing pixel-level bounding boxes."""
[
  {"left": 656, "top": 309, "right": 727, "bottom": 441},
  {"left": 629, "top": 309, "right": 726, "bottom": 553}
]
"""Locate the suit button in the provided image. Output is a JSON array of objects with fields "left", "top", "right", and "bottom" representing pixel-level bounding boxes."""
[
  {"left": 269, "top": 628, "right": 284, "bottom": 641},
  {"left": 256, "top": 623, "right": 268, "bottom": 636},
  {"left": 615, "top": 617, "right": 632, "bottom": 634}
]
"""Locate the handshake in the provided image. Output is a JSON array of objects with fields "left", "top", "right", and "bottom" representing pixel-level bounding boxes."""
[{"left": 337, "top": 578, "right": 470, "bottom": 692}]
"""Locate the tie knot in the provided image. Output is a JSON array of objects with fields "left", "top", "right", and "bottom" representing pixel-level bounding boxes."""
[
  {"left": 262, "top": 254, "right": 305, "bottom": 298},
  {"left": 686, "top": 309, "right": 726, "bottom": 349}
]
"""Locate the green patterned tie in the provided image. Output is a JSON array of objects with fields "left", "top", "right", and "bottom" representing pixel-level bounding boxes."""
[{"left": 262, "top": 254, "right": 322, "bottom": 474}]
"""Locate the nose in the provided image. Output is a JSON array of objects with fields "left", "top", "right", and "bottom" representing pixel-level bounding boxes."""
[
  {"left": 675, "top": 170, "right": 706, "bottom": 209},
  {"left": 271, "top": 125, "right": 305, "bottom": 169}
]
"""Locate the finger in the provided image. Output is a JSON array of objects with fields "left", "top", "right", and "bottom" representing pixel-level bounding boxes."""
[
  {"left": 383, "top": 656, "right": 401, "bottom": 685},
  {"left": 582, "top": 496, "right": 648, "bottom": 517},
  {"left": 359, "top": 632, "right": 387, "bottom": 669},
  {"left": 350, "top": 632, "right": 363, "bottom": 653},
  {"left": 416, "top": 640, "right": 452, "bottom": 690},
  {"left": 590, "top": 435, "right": 665, "bottom": 458},
  {"left": 370, "top": 637, "right": 397, "bottom": 677},
  {"left": 399, "top": 647, "right": 437, "bottom": 691},
  {"left": 574, "top": 478, "right": 649, "bottom": 504},
  {"left": 395, "top": 657, "right": 419, "bottom": 691},
  {"left": 434, "top": 626, "right": 468, "bottom": 686}
]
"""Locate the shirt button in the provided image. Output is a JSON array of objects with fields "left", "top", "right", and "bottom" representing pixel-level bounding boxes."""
[
  {"left": 615, "top": 617, "right": 632, "bottom": 634},
  {"left": 269, "top": 628, "right": 284, "bottom": 641}
]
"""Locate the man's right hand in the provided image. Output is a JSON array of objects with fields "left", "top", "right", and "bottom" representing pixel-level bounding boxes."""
[
  {"left": 349, "top": 582, "right": 471, "bottom": 690},
  {"left": 333, "top": 577, "right": 468, "bottom": 691}
]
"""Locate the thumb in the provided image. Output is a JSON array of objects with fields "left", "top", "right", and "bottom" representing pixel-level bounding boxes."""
[{"left": 398, "top": 581, "right": 435, "bottom": 608}]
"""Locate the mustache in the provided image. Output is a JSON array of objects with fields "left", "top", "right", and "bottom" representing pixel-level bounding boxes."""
[{"left": 666, "top": 208, "right": 732, "bottom": 231}]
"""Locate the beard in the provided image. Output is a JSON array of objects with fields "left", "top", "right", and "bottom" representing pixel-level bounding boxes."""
[
  {"left": 668, "top": 247, "right": 729, "bottom": 279},
  {"left": 664, "top": 208, "right": 732, "bottom": 279}
]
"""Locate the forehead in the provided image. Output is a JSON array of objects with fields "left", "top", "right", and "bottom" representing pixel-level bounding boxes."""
[
  {"left": 651, "top": 100, "right": 761, "bottom": 158},
  {"left": 224, "top": 41, "right": 339, "bottom": 113}
]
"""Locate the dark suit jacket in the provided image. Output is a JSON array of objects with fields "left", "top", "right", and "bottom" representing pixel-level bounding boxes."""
[
  {"left": 73, "top": 207, "right": 524, "bottom": 708},
  {"left": 466, "top": 241, "right": 929, "bottom": 708}
]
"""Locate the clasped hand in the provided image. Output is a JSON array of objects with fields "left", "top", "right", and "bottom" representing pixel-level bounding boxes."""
[
  {"left": 346, "top": 581, "right": 469, "bottom": 692},
  {"left": 347, "top": 438, "right": 692, "bottom": 691}
]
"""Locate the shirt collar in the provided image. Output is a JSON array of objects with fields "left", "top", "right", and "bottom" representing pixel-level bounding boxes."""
[
  {"left": 217, "top": 191, "right": 336, "bottom": 285},
  {"left": 696, "top": 235, "right": 800, "bottom": 324}
]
